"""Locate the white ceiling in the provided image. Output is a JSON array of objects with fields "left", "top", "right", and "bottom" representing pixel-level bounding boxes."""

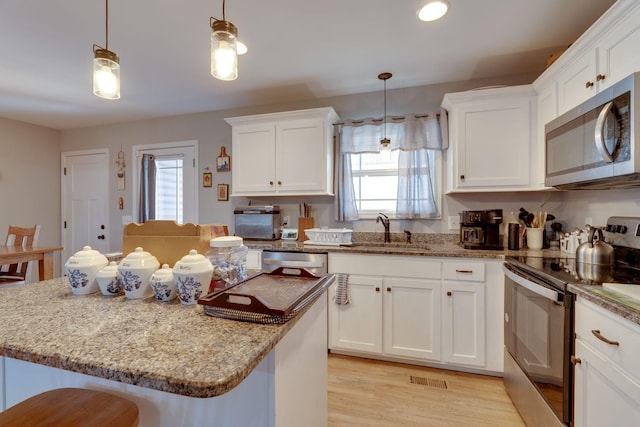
[{"left": 0, "top": 0, "right": 616, "bottom": 130}]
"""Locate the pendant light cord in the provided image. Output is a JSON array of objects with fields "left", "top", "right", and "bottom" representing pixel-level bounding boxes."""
[
  {"left": 383, "top": 78, "right": 387, "bottom": 140},
  {"left": 222, "top": 0, "right": 226, "bottom": 20},
  {"left": 105, "top": 0, "right": 109, "bottom": 50}
]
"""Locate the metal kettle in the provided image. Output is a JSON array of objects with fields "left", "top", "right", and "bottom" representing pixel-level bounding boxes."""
[{"left": 576, "top": 226, "right": 615, "bottom": 266}]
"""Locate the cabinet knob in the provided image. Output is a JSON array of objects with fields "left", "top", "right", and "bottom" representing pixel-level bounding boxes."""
[
  {"left": 460, "top": 174, "right": 465, "bottom": 181},
  {"left": 386, "top": 287, "right": 391, "bottom": 292},
  {"left": 446, "top": 291, "right": 452, "bottom": 296},
  {"left": 596, "top": 74, "right": 606, "bottom": 81},
  {"left": 585, "top": 81, "right": 594, "bottom": 88},
  {"left": 277, "top": 181, "right": 282, "bottom": 185},
  {"left": 269, "top": 181, "right": 274, "bottom": 186},
  {"left": 571, "top": 355, "right": 582, "bottom": 365},
  {"left": 375, "top": 287, "right": 380, "bottom": 292}
]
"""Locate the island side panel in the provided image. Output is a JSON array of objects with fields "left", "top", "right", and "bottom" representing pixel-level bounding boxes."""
[
  {"left": 275, "top": 293, "right": 328, "bottom": 426},
  {"left": 2, "top": 354, "right": 275, "bottom": 427}
]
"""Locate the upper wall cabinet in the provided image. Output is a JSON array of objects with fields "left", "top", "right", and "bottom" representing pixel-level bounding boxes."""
[
  {"left": 441, "top": 85, "right": 540, "bottom": 193},
  {"left": 225, "top": 107, "right": 339, "bottom": 197},
  {"left": 534, "top": 0, "right": 640, "bottom": 118}
]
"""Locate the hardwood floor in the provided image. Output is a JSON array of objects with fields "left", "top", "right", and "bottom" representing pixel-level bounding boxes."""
[{"left": 328, "top": 354, "right": 525, "bottom": 427}]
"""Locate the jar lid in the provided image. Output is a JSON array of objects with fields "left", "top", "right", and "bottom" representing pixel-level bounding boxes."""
[
  {"left": 177, "top": 249, "right": 208, "bottom": 264},
  {"left": 210, "top": 236, "right": 243, "bottom": 248},
  {"left": 124, "top": 247, "right": 154, "bottom": 260},
  {"left": 71, "top": 245, "right": 103, "bottom": 259},
  {"left": 65, "top": 246, "right": 108, "bottom": 267},
  {"left": 96, "top": 261, "right": 119, "bottom": 277},
  {"left": 152, "top": 264, "right": 173, "bottom": 280}
]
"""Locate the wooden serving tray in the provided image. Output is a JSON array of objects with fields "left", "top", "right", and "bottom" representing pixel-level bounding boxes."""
[{"left": 198, "top": 267, "right": 332, "bottom": 317}]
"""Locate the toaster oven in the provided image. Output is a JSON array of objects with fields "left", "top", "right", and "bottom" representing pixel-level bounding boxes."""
[{"left": 234, "top": 205, "right": 281, "bottom": 240}]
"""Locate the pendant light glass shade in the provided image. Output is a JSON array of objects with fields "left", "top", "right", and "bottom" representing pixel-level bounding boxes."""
[
  {"left": 93, "top": 0, "right": 120, "bottom": 99},
  {"left": 210, "top": 18, "right": 238, "bottom": 81},
  {"left": 93, "top": 48, "right": 120, "bottom": 99}
]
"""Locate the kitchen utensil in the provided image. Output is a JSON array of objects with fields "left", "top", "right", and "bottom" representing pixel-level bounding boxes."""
[
  {"left": 150, "top": 264, "right": 177, "bottom": 302},
  {"left": 576, "top": 227, "right": 615, "bottom": 266},
  {"left": 96, "top": 261, "right": 122, "bottom": 296},
  {"left": 64, "top": 246, "right": 109, "bottom": 295},
  {"left": 118, "top": 247, "right": 160, "bottom": 299},
  {"left": 173, "top": 249, "right": 214, "bottom": 305}
]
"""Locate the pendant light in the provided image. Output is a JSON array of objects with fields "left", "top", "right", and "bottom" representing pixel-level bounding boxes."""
[
  {"left": 379, "top": 72, "right": 392, "bottom": 151},
  {"left": 93, "top": 0, "right": 120, "bottom": 99},
  {"left": 210, "top": 0, "right": 238, "bottom": 81}
]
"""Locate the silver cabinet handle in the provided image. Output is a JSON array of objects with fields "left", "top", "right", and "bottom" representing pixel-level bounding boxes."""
[
  {"left": 591, "top": 329, "right": 619, "bottom": 346},
  {"left": 594, "top": 101, "right": 615, "bottom": 163}
]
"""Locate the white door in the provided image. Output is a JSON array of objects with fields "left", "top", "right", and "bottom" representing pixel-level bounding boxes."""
[
  {"left": 131, "top": 141, "right": 198, "bottom": 224},
  {"left": 61, "top": 150, "right": 109, "bottom": 266}
]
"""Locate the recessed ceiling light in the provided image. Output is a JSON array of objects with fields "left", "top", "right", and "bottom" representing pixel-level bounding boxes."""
[{"left": 417, "top": 0, "right": 450, "bottom": 22}]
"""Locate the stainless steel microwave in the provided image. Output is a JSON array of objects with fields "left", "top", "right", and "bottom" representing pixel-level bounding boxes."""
[{"left": 545, "top": 72, "right": 640, "bottom": 190}]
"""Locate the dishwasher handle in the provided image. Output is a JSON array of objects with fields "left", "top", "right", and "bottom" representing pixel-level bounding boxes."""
[{"left": 262, "top": 259, "right": 324, "bottom": 269}]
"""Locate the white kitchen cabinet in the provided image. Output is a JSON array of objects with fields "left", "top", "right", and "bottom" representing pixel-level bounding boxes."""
[
  {"left": 328, "top": 274, "right": 382, "bottom": 354},
  {"left": 225, "top": 107, "right": 339, "bottom": 197},
  {"left": 328, "top": 254, "right": 504, "bottom": 373},
  {"left": 442, "top": 260, "right": 486, "bottom": 367},
  {"left": 441, "top": 85, "right": 539, "bottom": 192},
  {"left": 535, "top": 1, "right": 640, "bottom": 117},
  {"left": 328, "top": 254, "right": 441, "bottom": 362},
  {"left": 382, "top": 277, "right": 441, "bottom": 360},
  {"left": 573, "top": 297, "right": 640, "bottom": 427}
]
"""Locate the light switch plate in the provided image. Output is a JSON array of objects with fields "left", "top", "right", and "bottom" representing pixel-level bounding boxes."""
[{"left": 448, "top": 215, "right": 460, "bottom": 230}]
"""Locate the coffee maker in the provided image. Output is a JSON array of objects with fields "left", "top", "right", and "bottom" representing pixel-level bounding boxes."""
[{"left": 459, "top": 209, "right": 503, "bottom": 250}]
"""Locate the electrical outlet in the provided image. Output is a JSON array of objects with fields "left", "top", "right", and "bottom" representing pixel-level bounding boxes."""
[
  {"left": 448, "top": 215, "right": 460, "bottom": 230},
  {"left": 283, "top": 216, "right": 290, "bottom": 226}
]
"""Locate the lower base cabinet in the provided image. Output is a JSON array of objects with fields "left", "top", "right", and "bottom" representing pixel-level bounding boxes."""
[
  {"left": 328, "top": 253, "right": 503, "bottom": 373},
  {"left": 573, "top": 298, "right": 640, "bottom": 426}
]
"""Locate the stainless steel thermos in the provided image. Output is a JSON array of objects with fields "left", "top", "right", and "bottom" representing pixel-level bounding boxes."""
[{"left": 508, "top": 223, "right": 521, "bottom": 250}]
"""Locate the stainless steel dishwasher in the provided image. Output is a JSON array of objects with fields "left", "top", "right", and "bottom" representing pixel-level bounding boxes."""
[{"left": 261, "top": 251, "right": 328, "bottom": 275}]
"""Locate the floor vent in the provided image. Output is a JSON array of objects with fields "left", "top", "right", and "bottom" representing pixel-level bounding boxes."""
[{"left": 409, "top": 376, "right": 448, "bottom": 390}]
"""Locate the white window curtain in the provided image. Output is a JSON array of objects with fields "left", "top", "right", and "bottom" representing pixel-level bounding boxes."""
[{"left": 335, "top": 113, "right": 446, "bottom": 221}]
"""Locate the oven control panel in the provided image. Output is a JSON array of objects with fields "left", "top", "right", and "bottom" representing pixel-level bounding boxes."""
[{"left": 605, "top": 216, "right": 640, "bottom": 249}]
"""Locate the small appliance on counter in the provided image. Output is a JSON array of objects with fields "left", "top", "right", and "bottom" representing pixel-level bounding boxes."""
[
  {"left": 234, "top": 205, "right": 281, "bottom": 240},
  {"left": 459, "top": 209, "right": 503, "bottom": 250}
]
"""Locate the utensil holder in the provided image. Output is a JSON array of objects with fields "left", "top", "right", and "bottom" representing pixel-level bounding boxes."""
[{"left": 298, "top": 217, "right": 314, "bottom": 241}]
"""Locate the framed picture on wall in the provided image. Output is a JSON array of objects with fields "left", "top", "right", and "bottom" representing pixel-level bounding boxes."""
[
  {"left": 203, "top": 172, "right": 212, "bottom": 188},
  {"left": 217, "top": 184, "right": 229, "bottom": 201}
]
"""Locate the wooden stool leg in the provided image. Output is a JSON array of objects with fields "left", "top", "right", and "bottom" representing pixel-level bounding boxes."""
[{"left": 0, "top": 388, "right": 139, "bottom": 427}]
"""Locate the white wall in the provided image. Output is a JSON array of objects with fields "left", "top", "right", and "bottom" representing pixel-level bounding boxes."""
[{"left": 0, "top": 117, "right": 62, "bottom": 278}]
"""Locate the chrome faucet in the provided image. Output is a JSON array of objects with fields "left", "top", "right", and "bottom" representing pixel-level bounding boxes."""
[{"left": 376, "top": 213, "right": 391, "bottom": 243}]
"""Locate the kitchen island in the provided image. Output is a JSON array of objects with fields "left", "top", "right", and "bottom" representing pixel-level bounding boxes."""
[{"left": 0, "top": 277, "right": 330, "bottom": 426}]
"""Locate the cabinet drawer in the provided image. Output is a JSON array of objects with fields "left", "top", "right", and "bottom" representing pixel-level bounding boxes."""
[
  {"left": 575, "top": 298, "right": 640, "bottom": 380},
  {"left": 442, "top": 260, "right": 485, "bottom": 282}
]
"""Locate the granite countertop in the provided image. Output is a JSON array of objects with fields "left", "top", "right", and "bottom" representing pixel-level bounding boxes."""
[
  {"left": 0, "top": 277, "right": 328, "bottom": 398},
  {"left": 570, "top": 283, "right": 640, "bottom": 326},
  {"left": 246, "top": 234, "right": 559, "bottom": 260}
]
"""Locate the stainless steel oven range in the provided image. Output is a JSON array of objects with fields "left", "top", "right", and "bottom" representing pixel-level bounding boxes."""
[{"left": 503, "top": 215, "right": 640, "bottom": 427}]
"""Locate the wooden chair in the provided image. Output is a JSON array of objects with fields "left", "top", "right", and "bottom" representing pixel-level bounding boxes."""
[
  {"left": 0, "top": 388, "right": 139, "bottom": 427},
  {"left": 0, "top": 224, "right": 40, "bottom": 287}
]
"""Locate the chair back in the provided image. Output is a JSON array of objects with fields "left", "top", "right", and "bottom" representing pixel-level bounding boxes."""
[{"left": 1, "top": 225, "right": 41, "bottom": 281}]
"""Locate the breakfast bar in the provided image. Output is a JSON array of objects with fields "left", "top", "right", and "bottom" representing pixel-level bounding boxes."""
[{"left": 0, "top": 277, "right": 330, "bottom": 426}]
